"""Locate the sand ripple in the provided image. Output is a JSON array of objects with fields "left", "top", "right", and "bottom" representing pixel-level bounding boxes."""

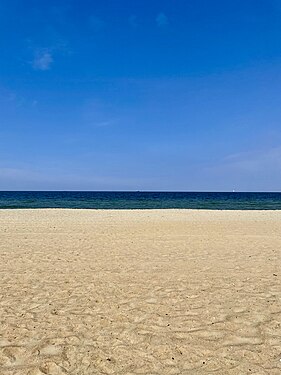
[{"left": 0, "top": 209, "right": 281, "bottom": 374}]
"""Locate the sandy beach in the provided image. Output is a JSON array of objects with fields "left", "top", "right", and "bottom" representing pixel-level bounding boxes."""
[{"left": 0, "top": 209, "right": 281, "bottom": 375}]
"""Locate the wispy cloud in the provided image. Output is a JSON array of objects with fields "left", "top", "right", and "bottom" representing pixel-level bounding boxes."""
[
  {"left": 32, "top": 50, "right": 53, "bottom": 71},
  {"left": 0, "top": 88, "right": 37, "bottom": 108},
  {"left": 94, "top": 120, "right": 114, "bottom": 127},
  {"left": 27, "top": 31, "right": 71, "bottom": 72},
  {"left": 0, "top": 166, "right": 154, "bottom": 191},
  {"left": 203, "top": 146, "right": 281, "bottom": 191},
  {"left": 221, "top": 147, "right": 281, "bottom": 173},
  {"left": 156, "top": 12, "right": 168, "bottom": 27}
]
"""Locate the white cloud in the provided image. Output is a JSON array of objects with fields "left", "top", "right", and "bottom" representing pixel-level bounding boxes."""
[
  {"left": 32, "top": 50, "right": 53, "bottom": 71},
  {"left": 156, "top": 12, "right": 168, "bottom": 27}
]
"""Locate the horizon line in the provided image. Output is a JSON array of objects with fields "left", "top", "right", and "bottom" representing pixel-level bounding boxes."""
[{"left": 1, "top": 190, "right": 281, "bottom": 193}]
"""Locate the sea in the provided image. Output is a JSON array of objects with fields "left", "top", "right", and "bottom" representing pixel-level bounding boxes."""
[{"left": 0, "top": 191, "right": 281, "bottom": 209}]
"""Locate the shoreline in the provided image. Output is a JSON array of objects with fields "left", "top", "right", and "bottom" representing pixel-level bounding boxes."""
[{"left": 0, "top": 207, "right": 281, "bottom": 213}]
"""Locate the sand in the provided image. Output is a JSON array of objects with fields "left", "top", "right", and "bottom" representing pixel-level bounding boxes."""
[{"left": 0, "top": 209, "right": 281, "bottom": 375}]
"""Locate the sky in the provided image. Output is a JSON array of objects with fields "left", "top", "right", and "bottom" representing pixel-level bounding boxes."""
[{"left": 1, "top": 0, "right": 281, "bottom": 191}]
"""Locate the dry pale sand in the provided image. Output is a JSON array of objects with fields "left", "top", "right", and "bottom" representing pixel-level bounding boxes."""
[{"left": 0, "top": 209, "right": 281, "bottom": 375}]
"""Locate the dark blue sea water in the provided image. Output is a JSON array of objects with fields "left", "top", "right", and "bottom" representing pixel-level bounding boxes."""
[{"left": 0, "top": 191, "right": 281, "bottom": 209}]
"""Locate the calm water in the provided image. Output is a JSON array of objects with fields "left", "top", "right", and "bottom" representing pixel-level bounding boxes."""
[{"left": 0, "top": 191, "right": 281, "bottom": 209}]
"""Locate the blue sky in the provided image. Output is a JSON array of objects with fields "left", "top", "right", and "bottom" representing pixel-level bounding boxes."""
[{"left": 1, "top": 0, "right": 281, "bottom": 191}]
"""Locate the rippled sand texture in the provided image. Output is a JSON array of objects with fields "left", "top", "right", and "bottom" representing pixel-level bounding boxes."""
[{"left": 1, "top": 209, "right": 281, "bottom": 375}]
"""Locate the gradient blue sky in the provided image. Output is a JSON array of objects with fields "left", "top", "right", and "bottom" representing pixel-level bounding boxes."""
[{"left": 1, "top": 0, "right": 281, "bottom": 191}]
